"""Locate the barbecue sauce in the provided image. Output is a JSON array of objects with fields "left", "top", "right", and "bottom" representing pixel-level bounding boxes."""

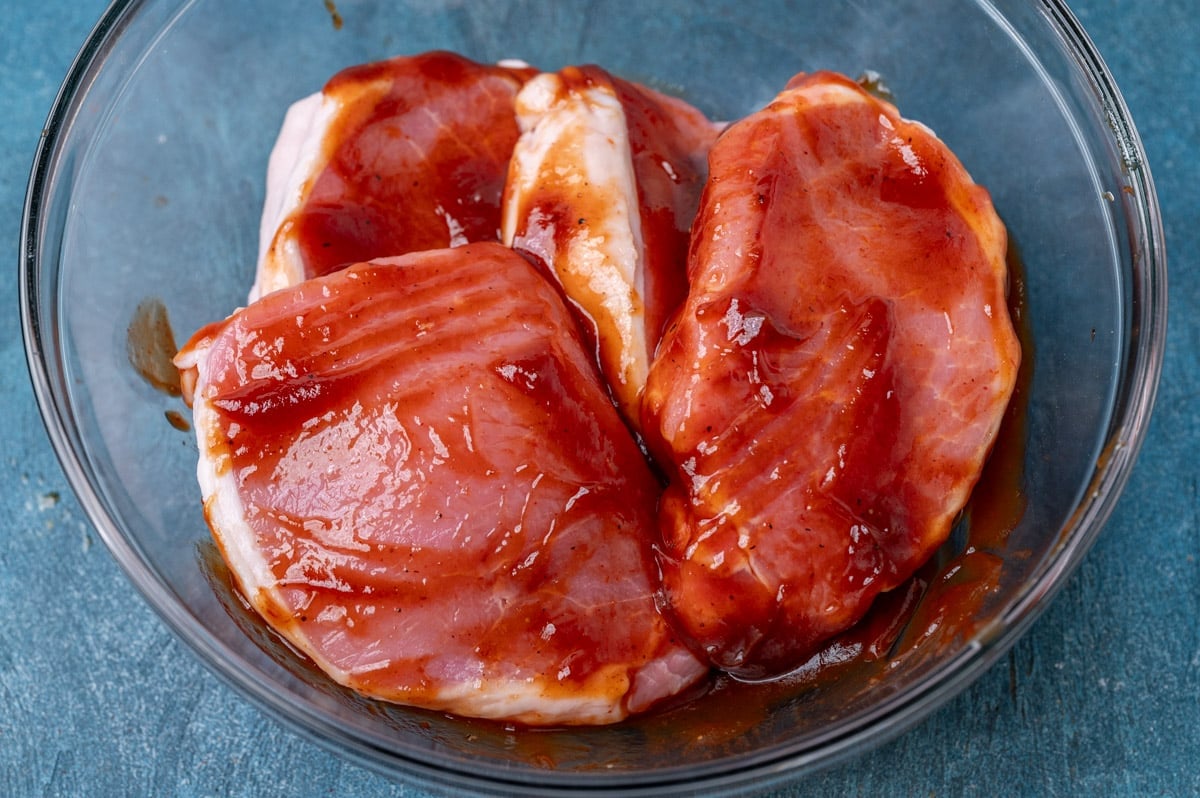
[
  {"left": 286, "top": 52, "right": 536, "bottom": 277},
  {"left": 183, "top": 244, "right": 705, "bottom": 721},
  {"left": 180, "top": 58, "right": 1030, "bottom": 734},
  {"left": 126, "top": 297, "right": 181, "bottom": 396}
]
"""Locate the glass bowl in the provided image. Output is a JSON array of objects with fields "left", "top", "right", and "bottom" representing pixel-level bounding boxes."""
[{"left": 21, "top": 0, "right": 1165, "bottom": 794}]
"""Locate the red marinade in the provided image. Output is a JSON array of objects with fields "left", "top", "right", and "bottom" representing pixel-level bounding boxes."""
[
  {"left": 280, "top": 51, "right": 535, "bottom": 277},
  {"left": 181, "top": 59, "right": 1021, "bottom": 721}
]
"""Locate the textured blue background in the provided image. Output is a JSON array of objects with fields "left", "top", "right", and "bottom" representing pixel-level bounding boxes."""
[{"left": 2, "top": 1, "right": 1196, "bottom": 795}]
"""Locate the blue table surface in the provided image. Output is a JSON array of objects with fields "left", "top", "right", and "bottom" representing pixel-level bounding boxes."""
[{"left": 3, "top": 1, "right": 1197, "bottom": 796}]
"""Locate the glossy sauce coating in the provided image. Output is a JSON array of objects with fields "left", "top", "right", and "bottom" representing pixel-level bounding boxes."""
[
  {"left": 177, "top": 243, "right": 705, "bottom": 724},
  {"left": 258, "top": 52, "right": 534, "bottom": 294},
  {"left": 503, "top": 66, "right": 719, "bottom": 427},
  {"left": 642, "top": 72, "right": 1021, "bottom": 678}
]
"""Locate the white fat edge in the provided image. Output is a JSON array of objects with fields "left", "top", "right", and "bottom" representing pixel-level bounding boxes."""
[
  {"left": 624, "top": 645, "right": 708, "bottom": 714},
  {"left": 190, "top": 339, "right": 352, "bottom": 684},
  {"left": 789, "top": 80, "right": 870, "bottom": 110},
  {"left": 253, "top": 234, "right": 308, "bottom": 301},
  {"left": 504, "top": 74, "right": 650, "bottom": 400},
  {"left": 501, "top": 72, "right": 560, "bottom": 246},
  {"left": 427, "top": 669, "right": 626, "bottom": 725},
  {"left": 251, "top": 91, "right": 340, "bottom": 302},
  {"left": 424, "top": 647, "right": 704, "bottom": 723}
]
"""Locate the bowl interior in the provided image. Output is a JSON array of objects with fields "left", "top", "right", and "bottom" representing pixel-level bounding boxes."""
[{"left": 25, "top": 0, "right": 1161, "bottom": 793}]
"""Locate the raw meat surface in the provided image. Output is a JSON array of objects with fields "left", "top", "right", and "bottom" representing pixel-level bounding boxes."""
[
  {"left": 176, "top": 243, "right": 706, "bottom": 724},
  {"left": 641, "top": 72, "right": 1020, "bottom": 679},
  {"left": 252, "top": 52, "right": 534, "bottom": 300},
  {"left": 503, "top": 66, "right": 720, "bottom": 427}
]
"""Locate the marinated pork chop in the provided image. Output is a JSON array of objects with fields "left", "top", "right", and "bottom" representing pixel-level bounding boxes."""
[
  {"left": 252, "top": 52, "right": 534, "bottom": 300},
  {"left": 503, "top": 66, "right": 720, "bottom": 427},
  {"left": 177, "top": 243, "right": 706, "bottom": 724},
  {"left": 642, "top": 72, "right": 1020, "bottom": 679}
]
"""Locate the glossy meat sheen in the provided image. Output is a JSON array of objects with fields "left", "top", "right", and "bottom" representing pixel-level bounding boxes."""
[
  {"left": 252, "top": 52, "right": 534, "bottom": 300},
  {"left": 642, "top": 72, "right": 1020, "bottom": 678},
  {"left": 502, "top": 66, "right": 719, "bottom": 427},
  {"left": 176, "top": 243, "right": 706, "bottom": 724}
]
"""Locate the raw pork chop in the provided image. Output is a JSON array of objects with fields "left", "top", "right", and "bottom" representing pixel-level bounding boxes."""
[
  {"left": 177, "top": 243, "right": 706, "bottom": 724},
  {"left": 642, "top": 72, "right": 1021, "bottom": 679},
  {"left": 503, "top": 66, "right": 719, "bottom": 427},
  {"left": 252, "top": 52, "right": 534, "bottom": 300}
]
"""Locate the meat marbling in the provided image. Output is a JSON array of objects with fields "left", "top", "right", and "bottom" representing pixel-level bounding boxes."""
[
  {"left": 641, "top": 72, "right": 1021, "bottom": 679},
  {"left": 177, "top": 243, "right": 706, "bottom": 724}
]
